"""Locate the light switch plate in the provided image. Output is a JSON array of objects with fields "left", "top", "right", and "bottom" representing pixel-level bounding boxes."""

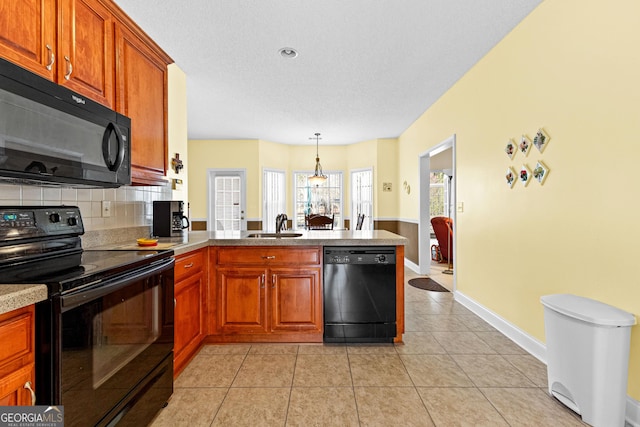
[{"left": 457, "top": 202, "right": 464, "bottom": 213}]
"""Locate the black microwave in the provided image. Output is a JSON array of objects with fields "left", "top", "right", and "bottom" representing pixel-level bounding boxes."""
[{"left": 0, "top": 58, "right": 131, "bottom": 188}]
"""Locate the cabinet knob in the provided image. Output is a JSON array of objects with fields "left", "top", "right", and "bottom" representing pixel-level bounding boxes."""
[
  {"left": 261, "top": 274, "right": 265, "bottom": 288},
  {"left": 24, "top": 381, "right": 36, "bottom": 405},
  {"left": 45, "top": 44, "right": 55, "bottom": 71},
  {"left": 261, "top": 255, "right": 276, "bottom": 260}
]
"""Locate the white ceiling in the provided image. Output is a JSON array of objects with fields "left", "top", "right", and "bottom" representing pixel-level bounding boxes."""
[{"left": 113, "top": 0, "right": 541, "bottom": 145}]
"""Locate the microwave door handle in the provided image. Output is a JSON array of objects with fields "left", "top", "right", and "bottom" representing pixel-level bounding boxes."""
[{"left": 102, "top": 122, "right": 125, "bottom": 172}]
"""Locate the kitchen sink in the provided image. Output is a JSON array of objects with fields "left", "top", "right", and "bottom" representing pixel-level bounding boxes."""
[{"left": 246, "top": 232, "right": 303, "bottom": 238}]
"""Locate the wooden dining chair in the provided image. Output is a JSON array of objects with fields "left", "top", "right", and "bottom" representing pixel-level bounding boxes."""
[{"left": 306, "top": 214, "right": 334, "bottom": 230}]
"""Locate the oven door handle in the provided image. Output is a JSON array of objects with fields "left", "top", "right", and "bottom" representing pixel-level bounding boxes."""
[{"left": 61, "top": 258, "right": 174, "bottom": 310}]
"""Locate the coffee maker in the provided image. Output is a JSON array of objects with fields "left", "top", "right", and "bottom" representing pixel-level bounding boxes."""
[{"left": 153, "top": 201, "right": 189, "bottom": 237}]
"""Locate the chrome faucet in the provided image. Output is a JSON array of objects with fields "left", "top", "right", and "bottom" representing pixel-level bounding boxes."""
[{"left": 275, "top": 214, "right": 287, "bottom": 233}]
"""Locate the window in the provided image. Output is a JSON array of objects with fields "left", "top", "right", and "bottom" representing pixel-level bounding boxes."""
[
  {"left": 351, "top": 168, "right": 373, "bottom": 230},
  {"left": 293, "top": 171, "right": 342, "bottom": 229},
  {"left": 429, "top": 172, "right": 451, "bottom": 218},
  {"left": 430, "top": 172, "right": 445, "bottom": 218},
  {"left": 263, "top": 169, "right": 286, "bottom": 232}
]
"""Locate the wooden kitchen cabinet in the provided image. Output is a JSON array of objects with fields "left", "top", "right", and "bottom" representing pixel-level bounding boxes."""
[
  {"left": 270, "top": 267, "right": 322, "bottom": 333},
  {"left": 115, "top": 23, "right": 170, "bottom": 186},
  {"left": 174, "top": 248, "right": 207, "bottom": 376},
  {"left": 0, "top": 0, "right": 56, "bottom": 80},
  {"left": 210, "top": 246, "right": 323, "bottom": 343},
  {"left": 0, "top": 0, "right": 115, "bottom": 107},
  {"left": 0, "top": 306, "right": 35, "bottom": 406},
  {"left": 0, "top": 0, "right": 173, "bottom": 186},
  {"left": 58, "top": 0, "right": 115, "bottom": 107}
]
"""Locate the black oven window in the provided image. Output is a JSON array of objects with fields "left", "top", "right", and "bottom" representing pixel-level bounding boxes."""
[{"left": 61, "top": 276, "right": 170, "bottom": 426}]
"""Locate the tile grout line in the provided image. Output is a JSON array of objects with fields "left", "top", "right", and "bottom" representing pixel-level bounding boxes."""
[{"left": 208, "top": 345, "right": 253, "bottom": 426}]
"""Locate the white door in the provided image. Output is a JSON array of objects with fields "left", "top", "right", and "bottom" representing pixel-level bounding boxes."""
[{"left": 207, "top": 169, "right": 247, "bottom": 231}]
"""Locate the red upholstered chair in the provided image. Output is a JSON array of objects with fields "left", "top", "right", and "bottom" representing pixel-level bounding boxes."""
[{"left": 431, "top": 216, "right": 453, "bottom": 262}]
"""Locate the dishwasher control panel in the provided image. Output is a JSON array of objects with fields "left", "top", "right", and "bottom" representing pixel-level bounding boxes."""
[{"left": 324, "top": 246, "right": 396, "bottom": 265}]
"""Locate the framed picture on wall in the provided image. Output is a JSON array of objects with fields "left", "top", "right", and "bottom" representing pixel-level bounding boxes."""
[
  {"left": 533, "top": 161, "right": 549, "bottom": 184},
  {"left": 505, "top": 139, "right": 516, "bottom": 159},
  {"left": 519, "top": 135, "right": 532, "bottom": 156},
  {"left": 520, "top": 164, "right": 532, "bottom": 187},
  {"left": 506, "top": 167, "right": 516, "bottom": 188},
  {"left": 533, "top": 128, "right": 550, "bottom": 153}
]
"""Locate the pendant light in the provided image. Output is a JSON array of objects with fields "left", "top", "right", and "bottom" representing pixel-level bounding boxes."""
[{"left": 308, "top": 132, "right": 327, "bottom": 185}]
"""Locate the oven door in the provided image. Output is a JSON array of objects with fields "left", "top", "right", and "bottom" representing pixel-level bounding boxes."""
[{"left": 48, "top": 258, "right": 174, "bottom": 426}]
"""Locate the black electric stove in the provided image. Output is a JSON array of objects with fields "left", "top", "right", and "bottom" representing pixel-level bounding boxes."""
[
  {"left": 0, "top": 206, "right": 175, "bottom": 427},
  {"left": 0, "top": 205, "right": 173, "bottom": 291}
]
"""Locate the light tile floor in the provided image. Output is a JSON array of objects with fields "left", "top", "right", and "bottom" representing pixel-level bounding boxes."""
[{"left": 150, "top": 264, "right": 588, "bottom": 426}]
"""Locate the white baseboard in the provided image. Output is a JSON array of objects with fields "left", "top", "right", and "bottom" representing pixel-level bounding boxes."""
[
  {"left": 405, "top": 258, "right": 419, "bottom": 273},
  {"left": 453, "top": 290, "right": 640, "bottom": 426},
  {"left": 453, "top": 290, "right": 546, "bottom": 363}
]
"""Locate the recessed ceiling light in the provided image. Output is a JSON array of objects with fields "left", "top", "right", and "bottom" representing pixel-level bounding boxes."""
[{"left": 279, "top": 48, "right": 298, "bottom": 59}]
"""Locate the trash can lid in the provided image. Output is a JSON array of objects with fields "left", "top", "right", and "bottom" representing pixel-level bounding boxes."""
[{"left": 541, "top": 294, "right": 636, "bottom": 327}]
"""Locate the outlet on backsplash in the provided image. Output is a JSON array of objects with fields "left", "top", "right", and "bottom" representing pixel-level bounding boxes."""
[{"left": 102, "top": 201, "right": 112, "bottom": 217}]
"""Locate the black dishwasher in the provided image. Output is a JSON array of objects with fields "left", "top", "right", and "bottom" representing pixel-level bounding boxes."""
[{"left": 323, "top": 246, "right": 396, "bottom": 343}]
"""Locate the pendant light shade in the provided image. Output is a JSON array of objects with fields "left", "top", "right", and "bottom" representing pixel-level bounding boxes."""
[{"left": 308, "top": 132, "right": 327, "bottom": 185}]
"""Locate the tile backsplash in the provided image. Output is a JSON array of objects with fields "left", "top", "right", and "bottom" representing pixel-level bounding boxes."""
[{"left": 0, "top": 183, "right": 173, "bottom": 232}]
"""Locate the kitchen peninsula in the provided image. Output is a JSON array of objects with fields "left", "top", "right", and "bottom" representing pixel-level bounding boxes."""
[
  {"left": 96, "top": 229, "right": 407, "bottom": 374},
  {"left": 1, "top": 229, "right": 407, "bottom": 377}
]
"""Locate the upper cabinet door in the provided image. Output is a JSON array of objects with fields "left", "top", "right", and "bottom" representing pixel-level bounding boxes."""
[
  {"left": 115, "top": 23, "right": 168, "bottom": 185},
  {"left": 58, "top": 0, "right": 115, "bottom": 108},
  {"left": 0, "top": 0, "right": 56, "bottom": 80}
]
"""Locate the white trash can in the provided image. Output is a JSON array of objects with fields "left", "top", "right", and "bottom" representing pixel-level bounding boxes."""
[{"left": 541, "top": 294, "right": 636, "bottom": 427}]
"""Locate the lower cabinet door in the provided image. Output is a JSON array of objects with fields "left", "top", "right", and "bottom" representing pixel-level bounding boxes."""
[
  {"left": 218, "top": 268, "right": 268, "bottom": 334},
  {"left": 0, "top": 364, "right": 35, "bottom": 406},
  {"left": 174, "top": 271, "right": 205, "bottom": 373},
  {"left": 270, "top": 267, "right": 322, "bottom": 333}
]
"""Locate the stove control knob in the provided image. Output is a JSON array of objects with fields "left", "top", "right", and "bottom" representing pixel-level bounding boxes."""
[
  {"left": 377, "top": 254, "right": 386, "bottom": 263},
  {"left": 67, "top": 217, "right": 78, "bottom": 226},
  {"left": 49, "top": 212, "right": 61, "bottom": 223}
]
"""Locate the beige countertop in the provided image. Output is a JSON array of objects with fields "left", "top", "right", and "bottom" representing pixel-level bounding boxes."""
[
  {"left": 0, "top": 284, "right": 48, "bottom": 315},
  {"left": 1, "top": 230, "right": 406, "bottom": 313},
  {"left": 92, "top": 229, "right": 407, "bottom": 256}
]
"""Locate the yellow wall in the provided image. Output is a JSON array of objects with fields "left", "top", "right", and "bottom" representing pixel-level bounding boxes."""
[
  {"left": 188, "top": 139, "right": 259, "bottom": 219},
  {"left": 188, "top": 139, "right": 398, "bottom": 223},
  {"left": 376, "top": 139, "right": 399, "bottom": 219},
  {"left": 167, "top": 64, "right": 188, "bottom": 202},
  {"left": 397, "top": 0, "right": 640, "bottom": 398}
]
